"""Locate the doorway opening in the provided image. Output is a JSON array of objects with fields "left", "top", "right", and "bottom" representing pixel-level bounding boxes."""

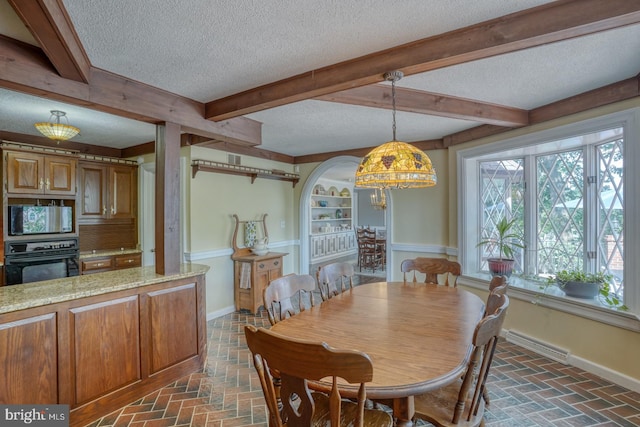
[{"left": 299, "top": 156, "right": 390, "bottom": 280}]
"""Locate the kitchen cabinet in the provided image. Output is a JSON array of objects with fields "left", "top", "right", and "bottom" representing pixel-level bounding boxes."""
[
  {"left": 0, "top": 312, "right": 58, "bottom": 403},
  {"left": 5, "top": 150, "right": 76, "bottom": 196},
  {"left": 232, "top": 252, "right": 286, "bottom": 314},
  {"left": 81, "top": 252, "right": 142, "bottom": 274},
  {"left": 0, "top": 271, "right": 206, "bottom": 427},
  {"left": 78, "top": 161, "right": 137, "bottom": 222}
]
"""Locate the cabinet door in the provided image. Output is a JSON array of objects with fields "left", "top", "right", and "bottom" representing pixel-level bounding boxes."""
[
  {"left": 110, "top": 165, "right": 136, "bottom": 219},
  {"left": 69, "top": 296, "right": 140, "bottom": 406},
  {"left": 311, "top": 236, "right": 325, "bottom": 259},
  {"left": 78, "top": 163, "right": 108, "bottom": 219},
  {"left": 0, "top": 313, "right": 58, "bottom": 404},
  {"left": 6, "top": 151, "right": 44, "bottom": 194},
  {"left": 45, "top": 155, "right": 76, "bottom": 195},
  {"left": 326, "top": 235, "right": 337, "bottom": 255},
  {"left": 146, "top": 283, "right": 198, "bottom": 373}
]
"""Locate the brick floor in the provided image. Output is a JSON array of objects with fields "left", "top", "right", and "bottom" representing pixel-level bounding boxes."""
[{"left": 85, "top": 305, "right": 640, "bottom": 427}]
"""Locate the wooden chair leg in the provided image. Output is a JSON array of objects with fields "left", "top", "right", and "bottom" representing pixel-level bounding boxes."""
[{"left": 482, "top": 387, "right": 490, "bottom": 406}]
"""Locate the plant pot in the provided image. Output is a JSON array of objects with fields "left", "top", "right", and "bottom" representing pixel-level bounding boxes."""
[
  {"left": 560, "top": 281, "right": 600, "bottom": 299},
  {"left": 487, "top": 258, "right": 515, "bottom": 277}
]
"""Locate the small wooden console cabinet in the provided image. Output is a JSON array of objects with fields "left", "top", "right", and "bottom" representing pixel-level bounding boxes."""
[
  {"left": 230, "top": 214, "right": 287, "bottom": 313},
  {"left": 232, "top": 252, "right": 286, "bottom": 313}
]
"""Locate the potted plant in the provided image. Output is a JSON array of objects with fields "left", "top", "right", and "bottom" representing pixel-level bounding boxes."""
[
  {"left": 547, "top": 270, "right": 626, "bottom": 309},
  {"left": 477, "top": 216, "right": 525, "bottom": 277}
]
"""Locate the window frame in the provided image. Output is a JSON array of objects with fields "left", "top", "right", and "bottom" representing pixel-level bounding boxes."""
[{"left": 457, "top": 108, "right": 640, "bottom": 331}]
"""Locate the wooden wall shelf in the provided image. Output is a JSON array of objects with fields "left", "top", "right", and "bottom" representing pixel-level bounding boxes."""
[{"left": 191, "top": 159, "right": 299, "bottom": 187}]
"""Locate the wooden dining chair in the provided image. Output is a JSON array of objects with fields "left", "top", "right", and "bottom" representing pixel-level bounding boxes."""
[
  {"left": 262, "top": 274, "right": 317, "bottom": 326},
  {"left": 244, "top": 325, "right": 393, "bottom": 427},
  {"left": 358, "top": 228, "right": 384, "bottom": 272},
  {"left": 316, "top": 262, "right": 355, "bottom": 301},
  {"left": 401, "top": 257, "right": 461, "bottom": 286},
  {"left": 488, "top": 275, "right": 508, "bottom": 292},
  {"left": 413, "top": 294, "right": 509, "bottom": 427}
]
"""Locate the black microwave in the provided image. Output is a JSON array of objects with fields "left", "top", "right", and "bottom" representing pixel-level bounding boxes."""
[{"left": 9, "top": 205, "right": 73, "bottom": 235}]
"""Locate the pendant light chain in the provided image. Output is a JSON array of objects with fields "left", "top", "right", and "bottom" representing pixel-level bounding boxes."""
[
  {"left": 391, "top": 77, "right": 397, "bottom": 141},
  {"left": 384, "top": 70, "right": 403, "bottom": 141}
]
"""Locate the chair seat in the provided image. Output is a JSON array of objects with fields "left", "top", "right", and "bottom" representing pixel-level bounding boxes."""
[
  {"left": 311, "top": 393, "right": 393, "bottom": 427},
  {"left": 413, "top": 379, "right": 486, "bottom": 427}
]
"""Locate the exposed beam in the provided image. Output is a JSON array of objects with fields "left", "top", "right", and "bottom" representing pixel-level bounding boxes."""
[
  {"left": 316, "top": 84, "right": 529, "bottom": 127},
  {"left": 441, "top": 76, "right": 640, "bottom": 148},
  {"left": 0, "top": 36, "right": 262, "bottom": 147},
  {"left": 529, "top": 76, "right": 640, "bottom": 125},
  {"left": 8, "top": 0, "right": 90, "bottom": 83},
  {"left": 206, "top": 0, "right": 640, "bottom": 121},
  {"left": 182, "top": 134, "right": 295, "bottom": 164},
  {"left": 293, "top": 139, "right": 444, "bottom": 165}
]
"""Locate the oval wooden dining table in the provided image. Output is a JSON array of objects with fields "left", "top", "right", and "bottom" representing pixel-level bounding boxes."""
[{"left": 269, "top": 281, "right": 485, "bottom": 427}]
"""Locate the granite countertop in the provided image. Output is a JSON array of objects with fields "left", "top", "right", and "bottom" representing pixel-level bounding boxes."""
[
  {"left": 80, "top": 248, "right": 142, "bottom": 259},
  {"left": 0, "top": 263, "right": 209, "bottom": 315}
]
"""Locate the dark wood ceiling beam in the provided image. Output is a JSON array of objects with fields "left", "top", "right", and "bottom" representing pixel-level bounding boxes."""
[
  {"left": 205, "top": 0, "right": 640, "bottom": 121},
  {"left": 0, "top": 36, "right": 262, "bottom": 147},
  {"left": 316, "top": 84, "right": 529, "bottom": 127},
  {"left": 8, "top": 0, "right": 90, "bottom": 83},
  {"left": 441, "top": 76, "right": 640, "bottom": 148},
  {"left": 293, "top": 139, "right": 444, "bottom": 164}
]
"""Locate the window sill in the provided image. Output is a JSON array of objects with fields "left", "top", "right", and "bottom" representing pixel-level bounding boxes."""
[{"left": 459, "top": 274, "right": 640, "bottom": 332}]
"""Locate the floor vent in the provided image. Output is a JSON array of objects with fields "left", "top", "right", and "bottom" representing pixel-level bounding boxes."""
[{"left": 505, "top": 330, "right": 570, "bottom": 365}]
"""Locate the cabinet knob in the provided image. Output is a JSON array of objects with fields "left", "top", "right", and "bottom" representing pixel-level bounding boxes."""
[
  {"left": 259, "top": 264, "right": 265, "bottom": 268},
  {"left": 103, "top": 206, "right": 107, "bottom": 215},
  {"left": 45, "top": 178, "right": 50, "bottom": 190},
  {"left": 274, "top": 261, "right": 279, "bottom": 266},
  {"left": 111, "top": 206, "right": 115, "bottom": 215},
  {"left": 97, "top": 263, "right": 104, "bottom": 267},
  {"left": 39, "top": 178, "right": 44, "bottom": 189}
]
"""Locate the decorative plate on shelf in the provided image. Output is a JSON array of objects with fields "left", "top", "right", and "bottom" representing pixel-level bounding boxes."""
[
  {"left": 340, "top": 188, "right": 351, "bottom": 197},
  {"left": 313, "top": 184, "right": 326, "bottom": 195},
  {"left": 327, "top": 186, "right": 339, "bottom": 196}
]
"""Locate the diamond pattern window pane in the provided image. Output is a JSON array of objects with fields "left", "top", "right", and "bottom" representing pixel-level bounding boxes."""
[
  {"left": 479, "top": 160, "right": 524, "bottom": 273},
  {"left": 536, "top": 150, "right": 584, "bottom": 274},
  {"left": 597, "top": 138, "right": 624, "bottom": 298}
]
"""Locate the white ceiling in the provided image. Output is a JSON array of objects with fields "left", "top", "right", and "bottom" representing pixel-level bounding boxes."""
[{"left": 0, "top": 0, "right": 639, "bottom": 157}]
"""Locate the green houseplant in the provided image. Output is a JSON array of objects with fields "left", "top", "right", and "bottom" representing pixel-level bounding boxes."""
[
  {"left": 477, "top": 216, "right": 525, "bottom": 277},
  {"left": 547, "top": 269, "right": 627, "bottom": 309}
]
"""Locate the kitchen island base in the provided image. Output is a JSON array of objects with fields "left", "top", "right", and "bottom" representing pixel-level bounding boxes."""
[{"left": 0, "top": 265, "right": 207, "bottom": 427}]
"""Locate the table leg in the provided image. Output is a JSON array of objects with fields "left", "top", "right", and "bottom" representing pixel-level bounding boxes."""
[{"left": 393, "top": 396, "right": 415, "bottom": 426}]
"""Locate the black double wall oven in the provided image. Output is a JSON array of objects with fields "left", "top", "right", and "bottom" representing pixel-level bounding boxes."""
[{"left": 5, "top": 204, "right": 79, "bottom": 286}]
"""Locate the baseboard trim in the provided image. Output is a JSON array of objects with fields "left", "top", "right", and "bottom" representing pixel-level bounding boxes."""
[
  {"left": 569, "top": 354, "right": 640, "bottom": 394},
  {"left": 207, "top": 306, "right": 236, "bottom": 321},
  {"left": 502, "top": 328, "right": 640, "bottom": 393}
]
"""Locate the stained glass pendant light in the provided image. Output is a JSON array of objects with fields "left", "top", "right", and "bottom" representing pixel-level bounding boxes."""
[
  {"left": 355, "top": 71, "right": 437, "bottom": 189},
  {"left": 34, "top": 110, "right": 80, "bottom": 143}
]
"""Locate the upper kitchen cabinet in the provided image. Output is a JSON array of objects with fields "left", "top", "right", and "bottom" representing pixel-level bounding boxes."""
[
  {"left": 5, "top": 150, "right": 76, "bottom": 197},
  {"left": 78, "top": 160, "right": 137, "bottom": 223}
]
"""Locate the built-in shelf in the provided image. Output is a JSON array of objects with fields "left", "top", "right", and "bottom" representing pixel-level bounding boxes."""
[{"left": 191, "top": 159, "right": 300, "bottom": 187}]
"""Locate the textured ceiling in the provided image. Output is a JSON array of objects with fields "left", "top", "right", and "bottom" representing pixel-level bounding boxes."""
[{"left": 0, "top": 0, "right": 639, "bottom": 157}]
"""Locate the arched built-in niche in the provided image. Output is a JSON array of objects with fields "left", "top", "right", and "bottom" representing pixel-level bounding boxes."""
[{"left": 299, "top": 156, "right": 391, "bottom": 277}]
